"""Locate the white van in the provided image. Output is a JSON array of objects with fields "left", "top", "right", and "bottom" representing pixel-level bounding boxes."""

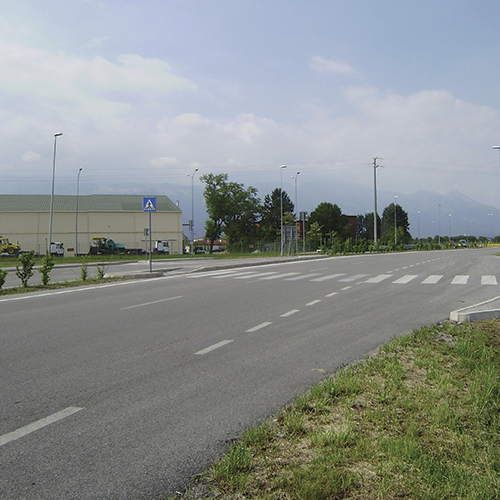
[{"left": 50, "top": 242, "right": 64, "bottom": 256}]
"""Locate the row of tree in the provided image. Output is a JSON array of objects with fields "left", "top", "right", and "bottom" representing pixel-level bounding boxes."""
[{"left": 200, "top": 173, "right": 412, "bottom": 252}]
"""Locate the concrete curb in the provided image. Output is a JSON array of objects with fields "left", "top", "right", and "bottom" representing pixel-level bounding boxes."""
[{"left": 450, "top": 295, "right": 500, "bottom": 322}]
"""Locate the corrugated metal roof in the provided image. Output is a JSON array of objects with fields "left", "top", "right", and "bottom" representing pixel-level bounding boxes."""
[{"left": 0, "top": 194, "right": 181, "bottom": 213}]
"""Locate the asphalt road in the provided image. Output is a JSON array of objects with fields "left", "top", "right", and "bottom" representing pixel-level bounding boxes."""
[{"left": 1, "top": 248, "right": 499, "bottom": 499}]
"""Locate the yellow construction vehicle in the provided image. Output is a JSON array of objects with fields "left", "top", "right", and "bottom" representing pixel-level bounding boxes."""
[{"left": 0, "top": 237, "right": 21, "bottom": 256}]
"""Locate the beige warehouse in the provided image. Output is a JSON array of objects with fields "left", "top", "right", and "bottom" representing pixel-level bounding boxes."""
[{"left": 0, "top": 194, "right": 183, "bottom": 255}]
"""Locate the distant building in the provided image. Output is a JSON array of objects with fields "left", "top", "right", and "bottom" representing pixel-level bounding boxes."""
[{"left": 0, "top": 194, "right": 183, "bottom": 255}]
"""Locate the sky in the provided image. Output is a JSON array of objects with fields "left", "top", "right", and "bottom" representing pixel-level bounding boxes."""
[{"left": 2, "top": 0, "right": 500, "bottom": 237}]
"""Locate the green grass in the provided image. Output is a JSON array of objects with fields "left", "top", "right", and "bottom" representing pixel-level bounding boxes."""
[{"left": 176, "top": 320, "right": 500, "bottom": 499}]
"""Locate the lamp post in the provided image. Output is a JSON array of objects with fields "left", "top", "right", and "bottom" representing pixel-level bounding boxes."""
[
  {"left": 75, "top": 168, "right": 82, "bottom": 256},
  {"left": 49, "top": 132, "right": 63, "bottom": 253},
  {"left": 448, "top": 214, "right": 452, "bottom": 241},
  {"left": 280, "top": 165, "right": 287, "bottom": 256},
  {"left": 188, "top": 167, "right": 199, "bottom": 254},
  {"left": 493, "top": 146, "right": 500, "bottom": 240},
  {"left": 417, "top": 211, "right": 421, "bottom": 240},
  {"left": 394, "top": 195, "right": 398, "bottom": 246},
  {"left": 438, "top": 204, "right": 441, "bottom": 245},
  {"left": 293, "top": 171, "right": 300, "bottom": 252}
]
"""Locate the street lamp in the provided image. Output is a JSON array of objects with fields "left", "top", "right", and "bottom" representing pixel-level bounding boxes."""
[
  {"left": 493, "top": 146, "right": 500, "bottom": 240},
  {"left": 48, "top": 132, "right": 63, "bottom": 253},
  {"left": 280, "top": 165, "right": 287, "bottom": 256},
  {"left": 187, "top": 167, "right": 199, "bottom": 254},
  {"left": 438, "top": 204, "right": 441, "bottom": 245},
  {"left": 448, "top": 214, "right": 452, "bottom": 241},
  {"left": 394, "top": 196, "right": 398, "bottom": 246},
  {"left": 417, "top": 211, "right": 421, "bottom": 240},
  {"left": 75, "top": 168, "right": 82, "bottom": 256},
  {"left": 292, "top": 171, "right": 300, "bottom": 253}
]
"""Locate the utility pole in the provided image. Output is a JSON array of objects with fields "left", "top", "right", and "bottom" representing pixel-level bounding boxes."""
[{"left": 373, "top": 157, "right": 382, "bottom": 244}]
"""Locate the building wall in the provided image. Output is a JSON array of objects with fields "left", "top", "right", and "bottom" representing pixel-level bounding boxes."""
[{"left": 1, "top": 210, "right": 183, "bottom": 255}]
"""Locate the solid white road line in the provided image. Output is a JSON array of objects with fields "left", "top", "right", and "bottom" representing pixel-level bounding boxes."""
[
  {"left": 195, "top": 340, "right": 234, "bottom": 356},
  {"left": 121, "top": 295, "right": 183, "bottom": 310},
  {"left": 0, "top": 407, "right": 83, "bottom": 447},
  {"left": 245, "top": 322, "right": 273, "bottom": 333}
]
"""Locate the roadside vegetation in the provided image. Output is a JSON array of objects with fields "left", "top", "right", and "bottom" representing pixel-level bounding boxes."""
[{"left": 176, "top": 319, "right": 500, "bottom": 499}]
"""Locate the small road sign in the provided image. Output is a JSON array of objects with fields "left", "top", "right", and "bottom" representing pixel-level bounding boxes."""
[{"left": 143, "top": 197, "right": 156, "bottom": 212}]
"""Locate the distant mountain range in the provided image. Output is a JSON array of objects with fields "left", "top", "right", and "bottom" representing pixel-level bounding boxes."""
[{"left": 296, "top": 181, "right": 500, "bottom": 240}]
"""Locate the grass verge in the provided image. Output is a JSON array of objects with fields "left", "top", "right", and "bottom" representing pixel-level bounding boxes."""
[{"left": 176, "top": 320, "right": 500, "bottom": 499}]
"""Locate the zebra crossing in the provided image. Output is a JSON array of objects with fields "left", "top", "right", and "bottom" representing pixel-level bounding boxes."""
[{"left": 185, "top": 268, "right": 499, "bottom": 286}]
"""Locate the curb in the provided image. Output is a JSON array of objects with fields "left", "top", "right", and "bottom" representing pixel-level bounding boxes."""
[{"left": 450, "top": 295, "right": 500, "bottom": 322}]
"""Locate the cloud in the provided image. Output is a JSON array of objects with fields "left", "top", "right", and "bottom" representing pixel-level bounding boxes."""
[
  {"left": 0, "top": 37, "right": 197, "bottom": 127},
  {"left": 310, "top": 56, "right": 362, "bottom": 78},
  {"left": 150, "top": 157, "right": 178, "bottom": 167},
  {"left": 21, "top": 151, "right": 42, "bottom": 162}
]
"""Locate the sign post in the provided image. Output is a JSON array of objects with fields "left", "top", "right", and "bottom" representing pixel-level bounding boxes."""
[{"left": 143, "top": 197, "right": 156, "bottom": 272}]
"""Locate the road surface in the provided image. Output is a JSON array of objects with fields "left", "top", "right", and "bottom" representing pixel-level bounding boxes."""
[{"left": 1, "top": 248, "right": 499, "bottom": 498}]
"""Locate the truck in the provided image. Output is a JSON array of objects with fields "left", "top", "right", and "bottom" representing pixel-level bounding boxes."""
[
  {"left": 0, "top": 237, "right": 21, "bottom": 256},
  {"left": 50, "top": 242, "right": 64, "bottom": 257},
  {"left": 89, "top": 237, "right": 144, "bottom": 255},
  {"left": 154, "top": 240, "right": 170, "bottom": 254}
]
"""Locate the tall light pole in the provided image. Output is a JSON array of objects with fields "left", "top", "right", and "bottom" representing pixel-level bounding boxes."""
[
  {"left": 417, "top": 211, "right": 421, "bottom": 240},
  {"left": 394, "top": 195, "right": 398, "bottom": 246},
  {"left": 493, "top": 146, "right": 500, "bottom": 240},
  {"left": 75, "top": 168, "right": 82, "bottom": 256},
  {"left": 188, "top": 167, "right": 199, "bottom": 254},
  {"left": 438, "top": 204, "right": 441, "bottom": 245},
  {"left": 49, "top": 132, "right": 63, "bottom": 253},
  {"left": 373, "top": 158, "right": 382, "bottom": 244},
  {"left": 448, "top": 214, "right": 452, "bottom": 241},
  {"left": 280, "top": 165, "right": 287, "bottom": 256},
  {"left": 293, "top": 171, "right": 300, "bottom": 253}
]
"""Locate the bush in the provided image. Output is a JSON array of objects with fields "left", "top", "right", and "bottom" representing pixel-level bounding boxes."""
[
  {"left": 15, "top": 251, "right": 35, "bottom": 287},
  {"left": 0, "top": 268, "right": 7, "bottom": 289},
  {"left": 39, "top": 253, "right": 55, "bottom": 285}
]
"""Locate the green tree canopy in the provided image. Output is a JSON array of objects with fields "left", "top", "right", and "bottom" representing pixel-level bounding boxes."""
[
  {"left": 380, "top": 203, "right": 412, "bottom": 244},
  {"left": 200, "top": 173, "right": 261, "bottom": 251},
  {"left": 356, "top": 212, "right": 381, "bottom": 241},
  {"left": 259, "top": 188, "right": 294, "bottom": 242},
  {"left": 307, "top": 202, "right": 350, "bottom": 240}
]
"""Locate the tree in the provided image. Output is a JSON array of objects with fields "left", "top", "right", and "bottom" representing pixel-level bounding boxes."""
[
  {"left": 200, "top": 173, "right": 261, "bottom": 252},
  {"left": 356, "top": 212, "right": 381, "bottom": 241},
  {"left": 380, "top": 203, "right": 412, "bottom": 245},
  {"left": 259, "top": 188, "right": 294, "bottom": 242},
  {"left": 307, "top": 202, "right": 350, "bottom": 241}
]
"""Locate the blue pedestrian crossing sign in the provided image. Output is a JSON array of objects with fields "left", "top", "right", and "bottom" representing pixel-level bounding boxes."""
[{"left": 143, "top": 197, "right": 156, "bottom": 212}]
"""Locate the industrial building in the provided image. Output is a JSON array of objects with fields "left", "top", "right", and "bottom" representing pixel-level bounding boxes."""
[{"left": 0, "top": 194, "right": 183, "bottom": 256}]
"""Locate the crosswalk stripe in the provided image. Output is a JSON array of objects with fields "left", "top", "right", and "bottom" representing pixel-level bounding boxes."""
[
  {"left": 482, "top": 275, "right": 498, "bottom": 285},
  {"left": 234, "top": 272, "right": 278, "bottom": 279},
  {"left": 365, "top": 274, "right": 392, "bottom": 283},
  {"left": 310, "top": 273, "right": 346, "bottom": 282},
  {"left": 421, "top": 275, "right": 443, "bottom": 284},
  {"left": 451, "top": 275, "right": 469, "bottom": 285},
  {"left": 260, "top": 272, "right": 300, "bottom": 280},
  {"left": 338, "top": 274, "right": 369, "bottom": 282},
  {"left": 284, "top": 273, "right": 322, "bottom": 281},
  {"left": 393, "top": 275, "right": 418, "bottom": 284}
]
